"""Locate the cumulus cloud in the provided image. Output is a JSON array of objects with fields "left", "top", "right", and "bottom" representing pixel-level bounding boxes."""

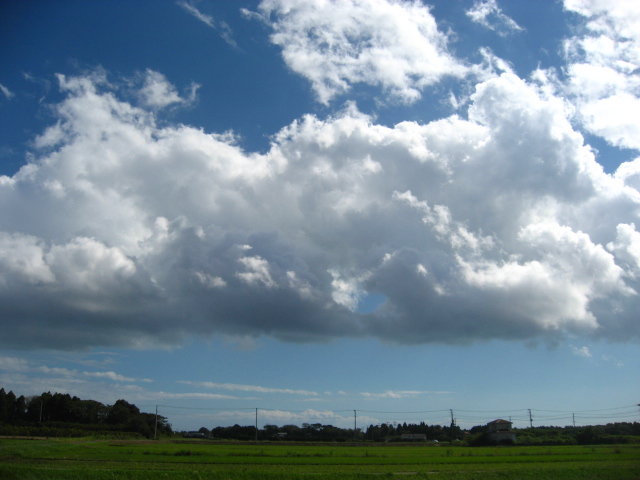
[
  {"left": 466, "top": 0, "right": 523, "bottom": 36},
  {"left": 562, "top": 0, "right": 640, "bottom": 149},
  {"left": 250, "top": 0, "right": 467, "bottom": 104},
  {"left": 607, "top": 222, "right": 640, "bottom": 277},
  {"left": 1, "top": 58, "right": 640, "bottom": 350},
  {"left": 137, "top": 69, "right": 199, "bottom": 109}
]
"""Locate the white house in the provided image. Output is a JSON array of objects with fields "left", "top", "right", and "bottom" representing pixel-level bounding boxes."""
[{"left": 486, "top": 419, "right": 516, "bottom": 443}]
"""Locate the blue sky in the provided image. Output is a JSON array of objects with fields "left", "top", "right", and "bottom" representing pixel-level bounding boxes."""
[{"left": 0, "top": 0, "right": 639, "bottom": 432}]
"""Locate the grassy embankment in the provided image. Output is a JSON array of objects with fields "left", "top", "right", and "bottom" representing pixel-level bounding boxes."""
[{"left": 1, "top": 437, "right": 638, "bottom": 479}]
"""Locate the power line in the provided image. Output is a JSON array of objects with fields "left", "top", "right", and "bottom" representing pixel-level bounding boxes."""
[{"left": 531, "top": 404, "right": 638, "bottom": 413}]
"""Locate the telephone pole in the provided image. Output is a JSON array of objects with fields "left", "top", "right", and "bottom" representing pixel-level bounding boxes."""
[
  {"left": 255, "top": 408, "right": 258, "bottom": 444},
  {"left": 354, "top": 410, "right": 357, "bottom": 442},
  {"left": 528, "top": 409, "right": 533, "bottom": 428},
  {"left": 450, "top": 409, "right": 456, "bottom": 443},
  {"left": 154, "top": 405, "right": 158, "bottom": 440}
]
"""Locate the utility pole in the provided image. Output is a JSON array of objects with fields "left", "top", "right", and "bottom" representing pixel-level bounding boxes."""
[
  {"left": 354, "top": 410, "right": 357, "bottom": 442},
  {"left": 450, "top": 409, "right": 455, "bottom": 444},
  {"left": 154, "top": 405, "right": 158, "bottom": 440},
  {"left": 528, "top": 409, "right": 533, "bottom": 428},
  {"left": 255, "top": 408, "right": 258, "bottom": 444},
  {"left": 572, "top": 413, "right": 575, "bottom": 428}
]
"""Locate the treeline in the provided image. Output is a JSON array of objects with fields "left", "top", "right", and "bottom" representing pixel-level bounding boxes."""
[
  {"left": 0, "top": 388, "right": 172, "bottom": 438},
  {"left": 206, "top": 423, "right": 377, "bottom": 442},
  {"left": 198, "top": 421, "right": 640, "bottom": 445},
  {"left": 514, "top": 424, "right": 640, "bottom": 446},
  {"left": 467, "top": 422, "right": 640, "bottom": 446},
  {"left": 365, "top": 422, "right": 458, "bottom": 442},
  {"left": 197, "top": 421, "right": 461, "bottom": 442}
]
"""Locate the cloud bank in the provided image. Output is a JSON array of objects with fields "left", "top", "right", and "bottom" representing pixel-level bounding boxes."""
[{"left": 1, "top": 0, "right": 640, "bottom": 351}]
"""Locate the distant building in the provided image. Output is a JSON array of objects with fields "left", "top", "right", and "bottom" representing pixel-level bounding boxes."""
[
  {"left": 486, "top": 419, "right": 516, "bottom": 443},
  {"left": 182, "top": 431, "right": 206, "bottom": 438},
  {"left": 401, "top": 433, "right": 427, "bottom": 441}
]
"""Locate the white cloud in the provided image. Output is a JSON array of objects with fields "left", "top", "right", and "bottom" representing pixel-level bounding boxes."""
[
  {"left": 195, "top": 271, "right": 227, "bottom": 288},
  {"left": 0, "top": 232, "right": 55, "bottom": 285},
  {"left": 138, "top": 69, "right": 199, "bottom": 109},
  {"left": 177, "top": 0, "right": 238, "bottom": 48},
  {"left": 360, "top": 390, "right": 427, "bottom": 399},
  {"left": 607, "top": 222, "right": 640, "bottom": 277},
  {"left": 152, "top": 391, "right": 240, "bottom": 400},
  {"left": 237, "top": 255, "right": 277, "bottom": 288},
  {"left": 453, "top": 217, "right": 635, "bottom": 334},
  {"left": 562, "top": 0, "right": 640, "bottom": 149},
  {"left": 0, "top": 356, "right": 30, "bottom": 372},
  {"left": 466, "top": 0, "right": 523, "bottom": 36},
  {"left": 330, "top": 270, "right": 367, "bottom": 311},
  {"left": 180, "top": 381, "right": 318, "bottom": 396},
  {"left": 601, "top": 354, "right": 623, "bottom": 367},
  {"left": 177, "top": 0, "right": 215, "bottom": 28},
  {"left": 0, "top": 83, "right": 14, "bottom": 100},
  {"left": 253, "top": 0, "right": 467, "bottom": 104},
  {"left": 1, "top": 66, "right": 640, "bottom": 350},
  {"left": 571, "top": 345, "right": 592, "bottom": 357},
  {"left": 84, "top": 371, "right": 152, "bottom": 383},
  {"left": 0, "top": 356, "right": 150, "bottom": 389}
]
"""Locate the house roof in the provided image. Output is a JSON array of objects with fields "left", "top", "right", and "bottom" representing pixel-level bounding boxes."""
[{"left": 487, "top": 419, "right": 511, "bottom": 425}]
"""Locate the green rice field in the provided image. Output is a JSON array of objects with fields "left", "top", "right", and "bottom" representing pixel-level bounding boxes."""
[{"left": 1, "top": 438, "right": 639, "bottom": 479}]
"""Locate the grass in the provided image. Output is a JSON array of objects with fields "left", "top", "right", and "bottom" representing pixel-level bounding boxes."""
[{"left": 0, "top": 438, "right": 638, "bottom": 479}]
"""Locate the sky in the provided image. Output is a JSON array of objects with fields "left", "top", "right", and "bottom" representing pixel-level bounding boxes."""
[{"left": 0, "top": 0, "right": 639, "bottom": 432}]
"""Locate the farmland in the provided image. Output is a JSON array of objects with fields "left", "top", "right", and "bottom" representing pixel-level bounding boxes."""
[{"left": 1, "top": 438, "right": 639, "bottom": 479}]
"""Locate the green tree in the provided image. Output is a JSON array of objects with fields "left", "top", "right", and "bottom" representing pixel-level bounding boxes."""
[
  {"left": 0, "top": 389, "right": 8, "bottom": 423},
  {"left": 106, "top": 399, "right": 140, "bottom": 425}
]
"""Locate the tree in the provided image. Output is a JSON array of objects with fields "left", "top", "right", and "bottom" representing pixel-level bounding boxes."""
[
  {"left": 15, "top": 395, "right": 27, "bottom": 422},
  {"left": 263, "top": 424, "right": 280, "bottom": 439},
  {"left": 0, "top": 389, "right": 9, "bottom": 423},
  {"left": 106, "top": 399, "right": 140, "bottom": 425}
]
